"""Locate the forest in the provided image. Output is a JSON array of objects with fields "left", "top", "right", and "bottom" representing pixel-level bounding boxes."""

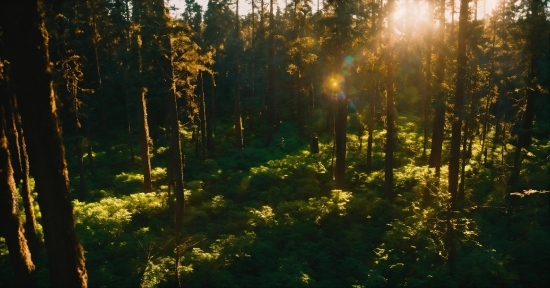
[{"left": 0, "top": 0, "right": 549, "bottom": 287}]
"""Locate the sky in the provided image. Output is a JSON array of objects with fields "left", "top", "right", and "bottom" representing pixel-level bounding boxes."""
[
  {"left": 167, "top": 0, "right": 499, "bottom": 21},
  {"left": 167, "top": 0, "right": 296, "bottom": 18}
]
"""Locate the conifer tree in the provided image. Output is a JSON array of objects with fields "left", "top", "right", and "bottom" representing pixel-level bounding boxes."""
[
  {"left": 0, "top": 1, "right": 88, "bottom": 286},
  {"left": 449, "top": 0, "right": 470, "bottom": 211},
  {"left": 0, "top": 103, "right": 36, "bottom": 288},
  {"left": 384, "top": 0, "right": 396, "bottom": 201}
]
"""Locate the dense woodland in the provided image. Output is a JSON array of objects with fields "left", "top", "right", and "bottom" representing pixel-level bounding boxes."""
[{"left": 0, "top": 0, "right": 549, "bottom": 287}]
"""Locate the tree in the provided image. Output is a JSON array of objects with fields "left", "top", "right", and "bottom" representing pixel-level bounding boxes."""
[
  {"left": 265, "top": 0, "right": 277, "bottom": 145},
  {"left": 0, "top": 0, "right": 88, "bottom": 286},
  {"left": 0, "top": 69, "right": 36, "bottom": 288},
  {"left": 384, "top": 0, "right": 396, "bottom": 202},
  {"left": 234, "top": 0, "right": 244, "bottom": 149},
  {"left": 0, "top": 61, "right": 40, "bottom": 254},
  {"left": 428, "top": 0, "right": 448, "bottom": 184},
  {"left": 449, "top": 0, "right": 470, "bottom": 211},
  {"left": 422, "top": 0, "right": 434, "bottom": 158},
  {"left": 132, "top": 0, "right": 154, "bottom": 193},
  {"left": 508, "top": 0, "right": 546, "bottom": 205}
]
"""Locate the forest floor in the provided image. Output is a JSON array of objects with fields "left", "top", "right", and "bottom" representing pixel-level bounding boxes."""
[{"left": 1, "top": 114, "right": 548, "bottom": 287}]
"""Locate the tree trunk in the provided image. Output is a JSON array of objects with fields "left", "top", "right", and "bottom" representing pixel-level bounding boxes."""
[
  {"left": 458, "top": 120, "right": 469, "bottom": 202},
  {"left": 88, "top": 0, "right": 104, "bottom": 133},
  {"left": 297, "top": 72, "right": 305, "bottom": 138},
  {"left": 234, "top": 0, "right": 244, "bottom": 149},
  {"left": 85, "top": 120, "right": 94, "bottom": 174},
  {"left": 446, "top": 0, "right": 470, "bottom": 273},
  {"left": 508, "top": 0, "right": 541, "bottom": 201},
  {"left": 428, "top": 0, "right": 447, "bottom": 181},
  {"left": 199, "top": 73, "right": 207, "bottom": 159},
  {"left": 249, "top": 0, "right": 256, "bottom": 132},
  {"left": 0, "top": 1, "right": 88, "bottom": 286},
  {"left": 17, "top": 132, "right": 40, "bottom": 255},
  {"left": 422, "top": 0, "right": 433, "bottom": 158},
  {"left": 77, "top": 140, "right": 86, "bottom": 201},
  {"left": 448, "top": 0, "right": 469, "bottom": 212},
  {"left": 266, "top": 0, "right": 276, "bottom": 146},
  {"left": 206, "top": 74, "right": 215, "bottom": 152},
  {"left": 150, "top": 1, "right": 187, "bottom": 283},
  {"left": 138, "top": 88, "right": 153, "bottom": 192},
  {"left": 334, "top": 95, "right": 348, "bottom": 189},
  {"left": 384, "top": 0, "right": 396, "bottom": 202},
  {"left": 0, "top": 109, "right": 36, "bottom": 287},
  {"left": 366, "top": 86, "right": 375, "bottom": 173},
  {"left": 0, "top": 78, "right": 41, "bottom": 255}
]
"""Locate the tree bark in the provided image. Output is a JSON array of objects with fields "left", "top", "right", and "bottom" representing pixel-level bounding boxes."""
[
  {"left": 199, "top": 73, "right": 207, "bottom": 159},
  {"left": 296, "top": 72, "right": 305, "bottom": 138},
  {"left": 17, "top": 131, "right": 40, "bottom": 255},
  {"left": 384, "top": 0, "right": 396, "bottom": 202},
  {"left": 266, "top": 0, "right": 277, "bottom": 146},
  {"left": 508, "top": 0, "right": 542, "bottom": 204},
  {"left": 334, "top": 95, "right": 348, "bottom": 189},
  {"left": 0, "top": 76, "right": 41, "bottom": 255},
  {"left": 249, "top": 0, "right": 256, "bottom": 132},
  {"left": 428, "top": 0, "right": 447, "bottom": 181},
  {"left": 206, "top": 74, "right": 215, "bottom": 152},
  {"left": 0, "top": 1, "right": 88, "bottom": 286},
  {"left": 422, "top": 0, "right": 434, "bottom": 158},
  {"left": 366, "top": 85, "right": 375, "bottom": 173},
  {"left": 138, "top": 88, "right": 153, "bottom": 192},
  {"left": 234, "top": 0, "right": 244, "bottom": 149},
  {"left": 448, "top": 0, "right": 469, "bottom": 212},
  {"left": 0, "top": 106, "right": 36, "bottom": 288}
]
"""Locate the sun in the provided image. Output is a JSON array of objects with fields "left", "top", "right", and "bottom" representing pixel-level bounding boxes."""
[{"left": 392, "top": 0, "right": 432, "bottom": 35}]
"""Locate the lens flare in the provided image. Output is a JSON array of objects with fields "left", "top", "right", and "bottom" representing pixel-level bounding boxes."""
[
  {"left": 345, "top": 56, "right": 353, "bottom": 65},
  {"left": 337, "top": 91, "right": 346, "bottom": 99}
]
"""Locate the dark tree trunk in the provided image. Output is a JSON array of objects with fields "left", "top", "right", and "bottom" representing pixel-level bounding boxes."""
[
  {"left": 138, "top": 88, "right": 153, "bottom": 192},
  {"left": 428, "top": 0, "right": 447, "bottom": 181},
  {"left": 366, "top": 83, "right": 375, "bottom": 173},
  {"left": 310, "top": 134, "right": 319, "bottom": 154},
  {"left": 149, "top": 1, "right": 186, "bottom": 283},
  {"left": 289, "top": 71, "right": 296, "bottom": 119},
  {"left": 85, "top": 121, "right": 94, "bottom": 173},
  {"left": 168, "top": 85, "right": 185, "bottom": 288},
  {"left": 445, "top": 0, "right": 469, "bottom": 273},
  {"left": 1, "top": 94, "right": 23, "bottom": 182},
  {"left": 448, "top": 0, "right": 469, "bottom": 212},
  {"left": 422, "top": 1, "right": 434, "bottom": 158},
  {"left": 88, "top": 0, "right": 104, "bottom": 133},
  {"left": 458, "top": 120, "right": 469, "bottom": 202},
  {"left": 17, "top": 132, "right": 40, "bottom": 255},
  {"left": 266, "top": 0, "right": 277, "bottom": 146},
  {"left": 122, "top": 6, "right": 134, "bottom": 163},
  {"left": 249, "top": 0, "right": 255, "bottom": 132},
  {"left": 0, "top": 79, "right": 41, "bottom": 255},
  {"left": 508, "top": 0, "right": 542, "bottom": 201},
  {"left": 77, "top": 140, "right": 86, "bottom": 201},
  {"left": 366, "top": 0, "right": 377, "bottom": 174},
  {"left": 199, "top": 73, "right": 207, "bottom": 159},
  {"left": 0, "top": 1, "right": 88, "bottom": 286},
  {"left": 206, "top": 74, "right": 215, "bottom": 152},
  {"left": 125, "top": 92, "right": 135, "bottom": 163},
  {"left": 0, "top": 109, "right": 36, "bottom": 287},
  {"left": 234, "top": 0, "right": 244, "bottom": 149},
  {"left": 334, "top": 95, "right": 348, "bottom": 189},
  {"left": 384, "top": 0, "right": 396, "bottom": 202},
  {"left": 326, "top": 94, "right": 335, "bottom": 135},
  {"left": 296, "top": 72, "right": 305, "bottom": 138}
]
